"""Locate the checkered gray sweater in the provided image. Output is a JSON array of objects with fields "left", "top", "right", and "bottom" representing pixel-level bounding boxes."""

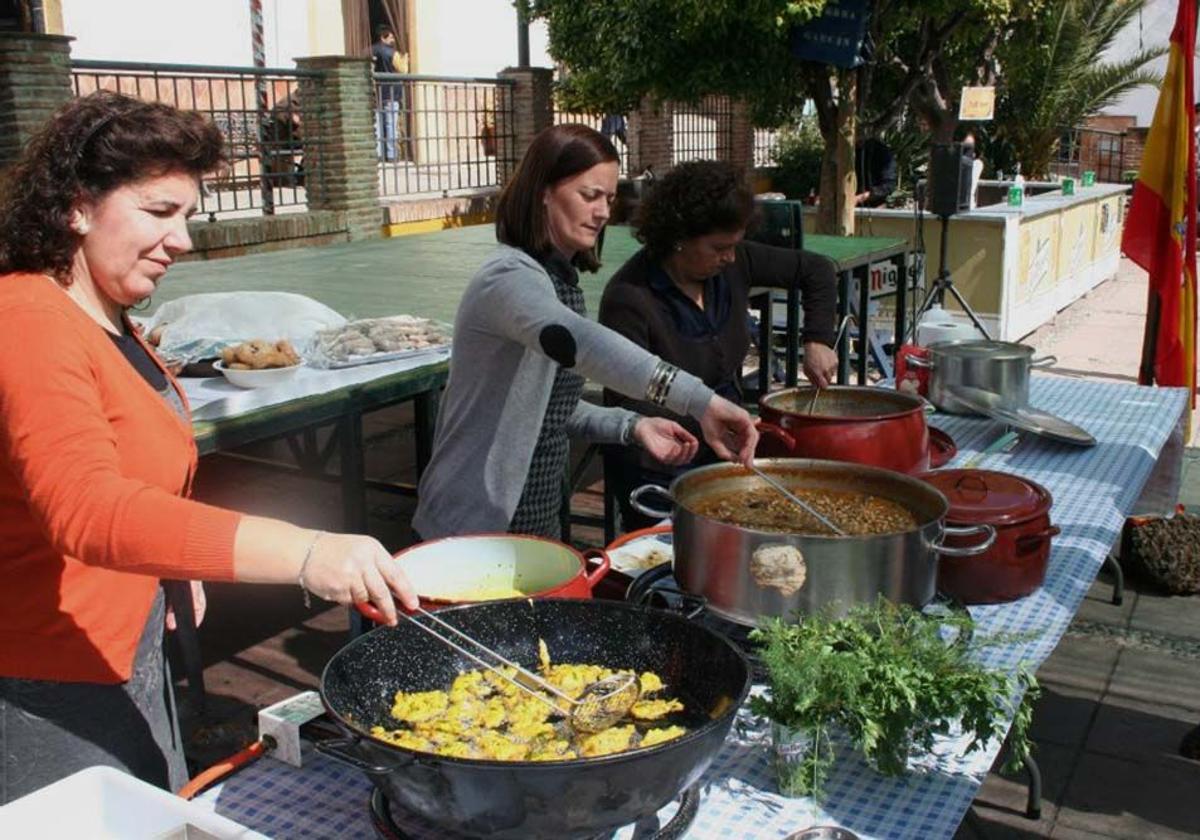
[{"left": 413, "top": 245, "right": 714, "bottom": 538}]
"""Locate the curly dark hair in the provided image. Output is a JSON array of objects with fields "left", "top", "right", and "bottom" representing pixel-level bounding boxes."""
[
  {"left": 0, "top": 91, "right": 226, "bottom": 282},
  {"left": 634, "top": 160, "right": 757, "bottom": 260}
]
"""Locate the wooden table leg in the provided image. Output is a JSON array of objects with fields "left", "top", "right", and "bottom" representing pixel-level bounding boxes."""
[
  {"left": 414, "top": 388, "right": 439, "bottom": 479},
  {"left": 786, "top": 288, "right": 800, "bottom": 386},
  {"left": 857, "top": 265, "right": 870, "bottom": 385},
  {"left": 757, "top": 292, "right": 772, "bottom": 396},
  {"left": 836, "top": 270, "right": 851, "bottom": 385}
]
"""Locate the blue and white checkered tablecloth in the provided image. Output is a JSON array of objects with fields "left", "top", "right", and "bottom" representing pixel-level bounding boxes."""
[{"left": 197, "top": 375, "right": 1188, "bottom": 840}]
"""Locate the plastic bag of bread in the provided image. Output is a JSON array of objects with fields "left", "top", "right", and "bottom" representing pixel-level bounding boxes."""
[{"left": 139, "top": 292, "right": 345, "bottom": 363}]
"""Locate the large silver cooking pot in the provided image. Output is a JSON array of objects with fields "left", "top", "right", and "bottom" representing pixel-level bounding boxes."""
[
  {"left": 630, "top": 459, "right": 995, "bottom": 626},
  {"left": 911, "top": 340, "right": 1056, "bottom": 415}
]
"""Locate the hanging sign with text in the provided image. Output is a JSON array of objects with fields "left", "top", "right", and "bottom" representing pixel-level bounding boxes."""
[
  {"left": 958, "top": 86, "right": 996, "bottom": 121},
  {"left": 789, "top": 0, "right": 871, "bottom": 68}
]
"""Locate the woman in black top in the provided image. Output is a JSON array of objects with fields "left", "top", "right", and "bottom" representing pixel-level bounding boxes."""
[{"left": 599, "top": 160, "right": 839, "bottom": 530}]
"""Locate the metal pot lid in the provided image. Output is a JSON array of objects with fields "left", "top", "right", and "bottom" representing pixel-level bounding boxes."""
[
  {"left": 928, "top": 339, "right": 1035, "bottom": 360},
  {"left": 943, "top": 385, "right": 1097, "bottom": 446},
  {"left": 921, "top": 468, "right": 1052, "bottom": 525}
]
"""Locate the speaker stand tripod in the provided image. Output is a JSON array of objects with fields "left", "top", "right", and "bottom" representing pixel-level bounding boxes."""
[{"left": 912, "top": 213, "right": 993, "bottom": 341}]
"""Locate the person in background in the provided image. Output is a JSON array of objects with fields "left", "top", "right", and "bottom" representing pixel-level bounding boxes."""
[
  {"left": 854, "top": 136, "right": 898, "bottom": 207},
  {"left": 413, "top": 126, "right": 757, "bottom": 541},
  {"left": 371, "top": 24, "right": 403, "bottom": 162},
  {"left": 599, "top": 160, "right": 839, "bottom": 530},
  {"left": 0, "top": 92, "right": 417, "bottom": 805},
  {"left": 600, "top": 113, "right": 627, "bottom": 147},
  {"left": 961, "top": 129, "right": 985, "bottom": 210}
]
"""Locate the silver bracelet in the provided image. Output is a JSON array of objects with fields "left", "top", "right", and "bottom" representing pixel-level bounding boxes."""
[
  {"left": 297, "top": 531, "right": 324, "bottom": 609},
  {"left": 645, "top": 360, "right": 680, "bottom": 406}
]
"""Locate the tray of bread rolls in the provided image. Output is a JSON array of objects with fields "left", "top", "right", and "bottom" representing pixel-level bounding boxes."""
[{"left": 309, "top": 315, "right": 451, "bottom": 369}]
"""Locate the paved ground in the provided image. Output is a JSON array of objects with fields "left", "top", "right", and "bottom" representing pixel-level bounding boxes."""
[{"left": 172, "top": 244, "right": 1199, "bottom": 839}]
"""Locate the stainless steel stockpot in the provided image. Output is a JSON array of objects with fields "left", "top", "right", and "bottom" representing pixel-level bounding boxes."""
[
  {"left": 911, "top": 340, "right": 1056, "bottom": 415},
  {"left": 630, "top": 459, "right": 994, "bottom": 626}
]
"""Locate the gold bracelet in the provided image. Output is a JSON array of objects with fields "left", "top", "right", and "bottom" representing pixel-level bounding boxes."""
[{"left": 297, "top": 530, "right": 324, "bottom": 609}]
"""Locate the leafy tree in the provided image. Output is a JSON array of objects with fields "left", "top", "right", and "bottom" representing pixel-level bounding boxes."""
[
  {"left": 529, "top": 0, "right": 1145, "bottom": 230},
  {"left": 990, "top": 0, "right": 1164, "bottom": 178}
]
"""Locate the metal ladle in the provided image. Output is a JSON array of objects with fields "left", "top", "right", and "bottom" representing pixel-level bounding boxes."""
[
  {"left": 806, "top": 316, "right": 853, "bottom": 414},
  {"left": 398, "top": 606, "right": 640, "bottom": 733},
  {"left": 747, "top": 464, "right": 848, "bottom": 536}
]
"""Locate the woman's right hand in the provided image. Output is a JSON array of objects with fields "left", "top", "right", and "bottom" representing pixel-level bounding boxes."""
[
  {"left": 299, "top": 533, "right": 418, "bottom": 625},
  {"left": 698, "top": 395, "right": 759, "bottom": 467}
]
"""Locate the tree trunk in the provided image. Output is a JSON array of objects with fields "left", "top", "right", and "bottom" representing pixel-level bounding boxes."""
[
  {"left": 834, "top": 69, "right": 857, "bottom": 236},
  {"left": 810, "top": 67, "right": 857, "bottom": 236}
]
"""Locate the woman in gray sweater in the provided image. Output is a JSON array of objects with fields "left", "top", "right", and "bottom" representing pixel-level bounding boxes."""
[{"left": 414, "top": 125, "right": 757, "bottom": 539}]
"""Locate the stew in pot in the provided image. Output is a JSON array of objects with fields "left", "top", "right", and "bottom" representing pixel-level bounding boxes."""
[{"left": 693, "top": 487, "right": 918, "bottom": 535}]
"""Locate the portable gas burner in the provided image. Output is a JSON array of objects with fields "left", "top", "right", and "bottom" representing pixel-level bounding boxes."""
[
  {"left": 369, "top": 781, "right": 700, "bottom": 840},
  {"left": 624, "top": 562, "right": 973, "bottom": 667}
]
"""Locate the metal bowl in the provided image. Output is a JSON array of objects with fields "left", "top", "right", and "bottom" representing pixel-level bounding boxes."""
[{"left": 784, "top": 827, "right": 861, "bottom": 840}]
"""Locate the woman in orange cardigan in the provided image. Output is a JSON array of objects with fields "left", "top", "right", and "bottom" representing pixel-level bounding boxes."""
[{"left": 0, "top": 92, "right": 418, "bottom": 803}]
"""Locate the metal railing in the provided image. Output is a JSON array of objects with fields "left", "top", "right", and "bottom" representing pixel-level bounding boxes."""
[
  {"left": 71, "top": 60, "right": 325, "bottom": 221},
  {"left": 754, "top": 127, "right": 781, "bottom": 168},
  {"left": 552, "top": 109, "right": 631, "bottom": 176},
  {"left": 374, "top": 74, "right": 516, "bottom": 198},
  {"left": 1050, "top": 126, "right": 1129, "bottom": 183},
  {"left": 672, "top": 96, "right": 734, "bottom": 165}
]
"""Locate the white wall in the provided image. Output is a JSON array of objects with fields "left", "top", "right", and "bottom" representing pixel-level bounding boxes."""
[
  {"left": 62, "top": 0, "right": 322, "bottom": 68},
  {"left": 413, "top": 0, "right": 551, "bottom": 77},
  {"left": 1099, "top": 0, "right": 1198, "bottom": 126}
]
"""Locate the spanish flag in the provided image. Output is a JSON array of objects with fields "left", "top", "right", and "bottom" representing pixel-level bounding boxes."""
[{"left": 1122, "top": 0, "right": 1197, "bottom": 420}]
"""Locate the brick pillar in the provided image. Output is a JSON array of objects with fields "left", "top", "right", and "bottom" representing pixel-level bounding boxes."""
[
  {"left": 628, "top": 97, "right": 673, "bottom": 178},
  {"left": 0, "top": 33, "right": 73, "bottom": 170},
  {"left": 496, "top": 66, "right": 553, "bottom": 184},
  {"left": 729, "top": 100, "right": 754, "bottom": 174},
  {"left": 295, "top": 55, "right": 382, "bottom": 241}
]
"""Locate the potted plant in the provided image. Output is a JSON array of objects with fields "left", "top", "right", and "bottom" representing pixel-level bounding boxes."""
[{"left": 749, "top": 598, "right": 1039, "bottom": 800}]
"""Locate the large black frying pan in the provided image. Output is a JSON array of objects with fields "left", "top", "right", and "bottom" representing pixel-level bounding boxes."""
[{"left": 318, "top": 598, "right": 751, "bottom": 838}]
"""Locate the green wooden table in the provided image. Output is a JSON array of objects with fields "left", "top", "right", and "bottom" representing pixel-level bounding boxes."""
[
  {"left": 805, "top": 233, "right": 910, "bottom": 385},
  {"left": 162, "top": 222, "right": 909, "bottom": 484}
]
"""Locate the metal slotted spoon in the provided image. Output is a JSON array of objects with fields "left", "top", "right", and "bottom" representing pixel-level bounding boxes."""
[
  {"left": 747, "top": 464, "right": 847, "bottom": 536},
  {"left": 399, "top": 606, "right": 640, "bottom": 733}
]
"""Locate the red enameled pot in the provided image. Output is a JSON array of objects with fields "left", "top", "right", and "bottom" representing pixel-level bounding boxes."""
[
  {"left": 919, "top": 469, "right": 1060, "bottom": 604},
  {"left": 757, "top": 385, "right": 952, "bottom": 474}
]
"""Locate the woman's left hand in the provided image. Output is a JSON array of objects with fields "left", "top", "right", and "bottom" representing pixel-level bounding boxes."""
[
  {"left": 632, "top": 417, "right": 699, "bottom": 466},
  {"left": 166, "top": 580, "right": 207, "bottom": 630},
  {"left": 803, "top": 341, "right": 839, "bottom": 388}
]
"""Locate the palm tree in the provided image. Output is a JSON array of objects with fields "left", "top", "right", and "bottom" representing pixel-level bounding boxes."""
[{"left": 993, "top": 0, "right": 1165, "bottom": 178}]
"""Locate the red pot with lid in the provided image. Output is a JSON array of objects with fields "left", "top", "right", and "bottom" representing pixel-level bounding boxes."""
[
  {"left": 919, "top": 468, "right": 1060, "bottom": 604},
  {"left": 757, "top": 385, "right": 954, "bottom": 474}
]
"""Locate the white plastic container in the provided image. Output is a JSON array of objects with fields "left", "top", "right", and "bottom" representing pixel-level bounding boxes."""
[
  {"left": 916, "top": 304, "right": 981, "bottom": 346},
  {"left": 0, "top": 766, "right": 265, "bottom": 838}
]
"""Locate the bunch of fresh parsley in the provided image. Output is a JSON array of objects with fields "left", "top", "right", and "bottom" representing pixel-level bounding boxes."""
[{"left": 749, "top": 598, "right": 1039, "bottom": 800}]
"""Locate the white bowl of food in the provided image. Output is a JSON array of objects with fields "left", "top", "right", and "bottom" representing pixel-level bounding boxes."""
[
  {"left": 215, "top": 339, "right": 303, "bottom": 389},
  {"left": 213, "top": 360, "right": 302, "bottom": 389}
]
